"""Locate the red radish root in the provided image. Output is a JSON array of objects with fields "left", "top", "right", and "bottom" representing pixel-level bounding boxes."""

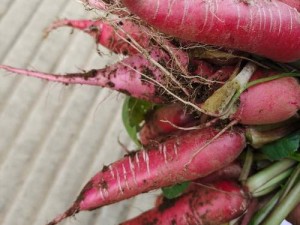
[
  {"left": 122, "top": 0, "right": 300, "bottom": 62},
  {"left": 0, "top": 49, "right": 173, "bottom": 103},
  {"left": 46, "top": 127, "right": 245, "bottom": 225},
  {"left": 195, "top": 161, "right": 242, "bottom": 184},
  {"left": 120, "top": 180, "right": 249, "bottom": 225},
  {"left": 154, "top": 162, "right": 242, "bottom": 207},
  {"left": 139, "top": 103, "right": 197, "bottom": 145},
  {"left": 232, "top": 76, "right": 300, "bottom": 125},
  {"left": 45, "top": 19, "right": 152, "bottom": 55}
]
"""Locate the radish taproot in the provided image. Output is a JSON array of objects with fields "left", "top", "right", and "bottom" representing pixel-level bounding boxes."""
[
  {"left": 121, "top": 0, "right": 300, "bottom": 62},
  {"left": 45, "top": 18, "right": 152, "bottom": 55},
  {"left": 46, "top": 127, "right": 245, "bottom": 225},
  {"left": 0, "top": 48, "right": 174, "bottom": 103},
  {"left": 120, "top": 180, "right": 249, "bottom": 225}
]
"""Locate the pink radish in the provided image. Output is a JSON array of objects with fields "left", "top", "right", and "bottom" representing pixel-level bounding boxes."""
[
  {"left": 121, "top": 0, "right": 300, "bottom": 62},
  {"left": 120, "top": 180, "right": 249, "bottom": 225},
  {"left": 232, "top": 76, "right": 300, "bottom": 125},
  {"left": 154, "top": 162, "right": 243, "bottom": 208},
  {"left": 139, "top": 103, "right": 196, "bottom": 145},
  {"left": 45, "top": 19, "right": 152, "bottom": 55},
  {"left": 0, "top": 49, "right": 173, "bottom": 103},
  {"left": 195, "top": 161, "right": 242, "bottom": 184},
  {"left": 46, "top": 127, "right": 245, "bottom": 225}
]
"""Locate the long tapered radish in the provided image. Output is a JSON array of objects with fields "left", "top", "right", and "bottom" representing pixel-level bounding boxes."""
[
  {"left": 122, "top": 0, "right": 300, "bottom": 62},
  {"left": 0, "top": 49, "right": 173, "bottom": 103},
  {"left": 46, "top": 127, "right": 245, "bottom": 225},
  {"left": 45, "top": 19, "right": 152, "bottom": 55},
  {"left": 120, "top": 180, "right": 249, "bottom": 225}
]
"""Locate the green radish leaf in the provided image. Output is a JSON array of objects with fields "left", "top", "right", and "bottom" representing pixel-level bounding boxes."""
[
  {"left": 162, "top": 182, "right": 190, "bottom": 199},
  {"left": 289, "top": 153, "right": 300, "bottom": 162},
  {"left": 122, "top": 97, "right": 155, "bottom": 146},
  {"left": 261, "top": 131, "right": 300, "bottom": 160}
]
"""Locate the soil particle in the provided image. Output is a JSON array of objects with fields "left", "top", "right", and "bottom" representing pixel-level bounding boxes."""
[
  {"left": 118, "top": 89, "right": 131, "bottom": 96},
  {"left": 100, "top": 180, "right": 108, "bottom": 190},
  {"left": 141, "top": 218, "right": 158, "bottom": 225},
  {"left": 75, "top": 180, "right": 94, "bottom": 202},
  {"left": 158, "top": 197, "right": 177, "bottom": 213},
  {"left": 101, "top": 165, "right": 109, "bottom": 172},
  {"left": 106, "top": 81, "right": 115, "bottom": 88}
]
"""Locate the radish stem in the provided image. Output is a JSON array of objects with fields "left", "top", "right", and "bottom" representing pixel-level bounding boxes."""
[
  {"left": 249, "top": 192, "right": 281, "bottom": 225},
  {"left": 262, "top": 177, "right": 300, "bottom": 225},
  {"left": 252, "top": 168, "right": 294, "bottom": 197},
  {"left": 239, "top": 148, "right": 253, "bottom": 183},
  {"left": 246, "top": 159, "right": 296, "bottom": 193},
  {"left": 202, "top": 62, "right": 257, "bottom": 116}
]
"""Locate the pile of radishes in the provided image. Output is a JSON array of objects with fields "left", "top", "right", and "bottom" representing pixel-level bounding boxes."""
[{"left": 1, "top": 0, "right": 300, "bottom": 224}]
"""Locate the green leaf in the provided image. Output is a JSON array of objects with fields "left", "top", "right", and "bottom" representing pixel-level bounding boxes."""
[
  {"left": 289, "top": 153, "right": 300, "bottom": 162},
  {"left": 122, "top": 97, "right": 155, "bottom": 146},
  {"left": 162, "top": 182, "right": 190, "bottom": 199},
  {"left": 261, "top": 131, "right": 300, "bottom": 160}
]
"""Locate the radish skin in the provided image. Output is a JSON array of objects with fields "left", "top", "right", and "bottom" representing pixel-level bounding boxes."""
[
  {"left": 120, "top": 180, "right": 249, "bottom": 225},
  {"left": 154, "top": 162, "right": 242, "bottom": 207},
  {"left": 232, "top": 77, "right": 300, "bottom": 125},
  {"left": 46, "top": 127, "right": 245, "bottom": 225},
  {"left": 279, "top": 0, "right": 300, "bottom": 11},
  {"left": 139, "top": 103, "right": 196, "bottom": 145},
  {"left": 122, "top": 0, "right": 300, "bottom": 62},
  {"left": 0, "top": 49, "right": 172, "bottom": 103},
  {"left": 195, "top": 162, "right": 242, "bottom": 184},
  {"left": 46, "top": 19, "right": 152, "bottom": 55}
]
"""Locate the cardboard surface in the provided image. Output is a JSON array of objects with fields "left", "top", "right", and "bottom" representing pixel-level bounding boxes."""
[{"left": 0, "top": 1, "right": 155, "bottom": 224}]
